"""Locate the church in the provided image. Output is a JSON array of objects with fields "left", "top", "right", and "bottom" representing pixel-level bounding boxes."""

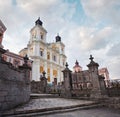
[
  {"left": 19, "top": 18, "right": 67, "bottom": 83},
  {"left": 73, "top": 60, "right": 110, "bottom": 88}
]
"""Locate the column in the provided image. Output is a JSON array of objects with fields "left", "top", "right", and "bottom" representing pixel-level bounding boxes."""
[
  {"left": 44, "top": 47, "right": 47, "bottom": 59},
  {"left": 50, "top": 50, "right": 52, "bottom": 62},
  {"left": 57, "top": 66, "right": 61, "bottom": 83},
  {"left": 33, "top": 41, "right": 40, "bottom": 56}
]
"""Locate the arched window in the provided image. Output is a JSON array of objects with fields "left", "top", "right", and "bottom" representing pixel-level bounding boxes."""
[
  {"left": 40, "top": 48, "right": 44, "bottom": 57},
  {"left": 47, "top": 76, "right": 50, "bottom": 82},
  {"left": 40, "top": 32, "right": 44, "bottom": 40},
  {"left": 47, "top": 52, "right": 50, "bottom": 60},
  {"left": 40, "top": 66, "right": 44, "bottom": 73}
]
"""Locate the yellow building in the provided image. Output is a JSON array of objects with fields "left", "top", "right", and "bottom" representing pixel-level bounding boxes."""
[{"left": 19, "top": 18, "right": 67, "bottom": 83}]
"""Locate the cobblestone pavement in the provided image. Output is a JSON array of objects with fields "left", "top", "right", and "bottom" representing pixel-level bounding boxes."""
[
  {"left": 11, "top": 98, "right": 94, "bottom": 112},
  {"left": 39, "top": 107, "right": 120, "bottom": 117}
]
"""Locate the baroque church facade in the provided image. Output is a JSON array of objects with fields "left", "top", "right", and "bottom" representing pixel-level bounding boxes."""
[{"left": 19, "top": 18, "right": 67, "bottom": 83}]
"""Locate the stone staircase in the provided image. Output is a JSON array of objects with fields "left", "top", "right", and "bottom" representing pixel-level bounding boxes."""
[{"left": 1, "top": 94, "right": 103, "bottom": 117}]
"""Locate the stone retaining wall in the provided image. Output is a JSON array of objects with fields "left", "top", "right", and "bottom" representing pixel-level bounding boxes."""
[
  {"left": 105, "top": 97, "right": 120, "bottom": 109},
  {"left": 0, "top": 61, "right": 31, "bottom": 111}
]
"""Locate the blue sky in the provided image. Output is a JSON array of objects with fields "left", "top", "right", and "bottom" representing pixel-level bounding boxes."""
[{"left": 0, "top": 0, "right": 120, "bottom": 79}]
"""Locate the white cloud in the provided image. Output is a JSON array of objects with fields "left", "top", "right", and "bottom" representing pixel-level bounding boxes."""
[
  {"left": 81, "top": 0, "right": 120, "bottom": 26},
  {"left": 64, "top": 26, "right": 113, "bottom": 51},
  {"left": 107, "top": 42, "right": 120, "bottom": 56},
  {"left": 106, "top": 57, "right": 120, "bottom": 79}
]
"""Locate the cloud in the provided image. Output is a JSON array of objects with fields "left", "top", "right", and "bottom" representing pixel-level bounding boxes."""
[
  {"left": 81, "top": 0, "right": 120, "bottom": 27},
  {"left": 106, "top": 57, "right": 120, "bottom": 79},
  {"left": 107, "top": 42, "right": 120, "bottom": 56},
  {"left": 64, "top": 26, "right": 113, "bottom": 51}
]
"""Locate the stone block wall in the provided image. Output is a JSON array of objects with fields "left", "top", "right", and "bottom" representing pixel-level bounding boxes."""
[
  {"left": 0, "top": 61, "right": 31, "bottom": 111},
  {"left": 104, "top": 97, "right": 120, "bottom": 109}
]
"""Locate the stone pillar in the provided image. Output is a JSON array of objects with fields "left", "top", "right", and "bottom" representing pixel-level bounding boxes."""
[
  {"left": 19, "top": 55, "right": 31, "bottom": 84},
  {"left": 62, "top": 62, "right": 72, "bottom": 98},
  {"left": 87, "top": 55, "right": 105, "bottom": 98}
]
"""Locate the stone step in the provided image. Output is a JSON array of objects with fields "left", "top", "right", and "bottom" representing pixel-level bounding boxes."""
[
  {"left": 30, "top": 93, "right": 60, "bottom": 99},
  {"left": 1, "top": 102, "right": 102, "bottom": 117}
]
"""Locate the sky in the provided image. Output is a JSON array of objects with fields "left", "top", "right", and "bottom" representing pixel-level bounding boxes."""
[{"left": 0, "top": 0, "right": 120, "bottom": 80}]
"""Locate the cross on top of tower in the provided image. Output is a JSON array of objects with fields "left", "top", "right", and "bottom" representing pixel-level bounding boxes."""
[
  {"left": 89, "top": 55, "right": 94, "bottom": 62},
  {"left": 65, "top": 62, "right": 68, "bottom": 68}
]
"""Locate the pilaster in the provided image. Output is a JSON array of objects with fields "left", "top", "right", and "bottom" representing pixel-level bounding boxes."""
[
  {"left": 44, "top": 61, "right": 47, "bottom": 75},
  {"left": 32, "top": 59, "right": 40, "bottom": 81}
]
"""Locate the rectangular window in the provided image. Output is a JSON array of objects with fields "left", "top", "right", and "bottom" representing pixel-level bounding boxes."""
[
  {"left": 13, "top": 59, "right": 20, "bottom": 67},
  {"left": 9, "top": 58, "right": 11, "bottom": 62},
  {"left": 47, "top": 52, "right": 50, "bottom": 60},
  {"left": 47, "top": 68, "right": 50, "bottom": 74},
  {"left": 54, "top": 55, "right": 56, "bottom": 61},
  {"left": 47, "top": 76, "right": 50, "bottom": 82},
  {"left": 41, "top": 35, "right": 43, "bottom": 39},
  {"left": 40, "top": 51, "right": 43, "bottom": 56},
  {"left": 40, "top": 48, "right": 44, "bottom": 57},
  {"left": 53, "top": 70, "right": 57, "bottom": 77},
  {"left": 40, "top": 66, "right": 44, "bottom": 73},
  {"left": 40, "top": 32, "right": 44, "bottom": 40},
  {"left": 53, "top": 55, "right": 57, "bottom": 62}
]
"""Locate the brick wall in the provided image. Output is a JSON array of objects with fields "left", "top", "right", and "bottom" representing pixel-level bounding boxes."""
[{"left": 0, "top": 61, "right": 31, "bottom": 111}]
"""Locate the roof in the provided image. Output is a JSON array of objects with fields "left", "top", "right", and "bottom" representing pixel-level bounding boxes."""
[
  {"left": 73, "top": 60, "right": 82, "bottom": 68},
  {"left": 4, "top": 50, "right": 23, "bottom": 60}
]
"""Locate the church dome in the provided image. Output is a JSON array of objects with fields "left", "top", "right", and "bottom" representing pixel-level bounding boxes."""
[
  {"left": 35, "top": 17, "right": 43, "bottom": 26},
  {"left": 73, "top": 60, "right": 82, "bottom": 72},
  {"left": 55, "top": 34, "right": 61, "bottom": 42}
]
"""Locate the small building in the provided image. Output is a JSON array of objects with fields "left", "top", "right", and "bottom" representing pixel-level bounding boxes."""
[
  {"left": 99, "top": 67, "right": 110, "bottom": 87},
  {"left": 2, "top": 50, "right": 32, "bottom": 68}
]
